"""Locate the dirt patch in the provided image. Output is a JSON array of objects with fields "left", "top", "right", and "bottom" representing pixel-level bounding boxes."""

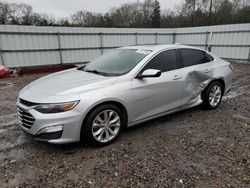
[{"left": 0, "top": 63, "right": 249, "bottom": 187}]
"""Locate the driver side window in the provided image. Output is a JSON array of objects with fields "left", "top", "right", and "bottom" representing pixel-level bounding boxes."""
[{"left": 141, "top": 49, "right": 178, "bottom": 73}]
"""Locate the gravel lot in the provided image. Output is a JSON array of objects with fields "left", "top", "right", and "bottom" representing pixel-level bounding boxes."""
[{"left": 0, "top": 63, "right": 249, "bottom": 187}]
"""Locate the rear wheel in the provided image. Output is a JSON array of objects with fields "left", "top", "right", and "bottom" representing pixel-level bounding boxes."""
[
  {"left": 82, "top": 104, "right": 123, "bottom": 146},
  {"left": 202, "top": 81, "right": 223, "bottom": 109}
]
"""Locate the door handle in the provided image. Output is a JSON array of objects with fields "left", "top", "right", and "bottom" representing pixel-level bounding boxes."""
[
  {"left": 204, "top": 69, "right": 211, "bottom": 73},
  {"left": 173, "top": 75, "right": 181, "bottom": 80}
]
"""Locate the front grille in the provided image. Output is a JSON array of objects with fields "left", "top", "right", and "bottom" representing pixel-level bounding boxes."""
[{"left": 17, "top": 107, "right": 35, "bottom": 129}]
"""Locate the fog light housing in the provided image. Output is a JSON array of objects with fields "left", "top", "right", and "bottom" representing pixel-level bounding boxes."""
[{"left": 36, "top": 125, "right": 63, "bottom": 140}]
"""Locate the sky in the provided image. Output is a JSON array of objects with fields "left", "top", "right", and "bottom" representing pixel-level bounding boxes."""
[{"left": 5, "top": 0, "right": 182, "bottom": 19}]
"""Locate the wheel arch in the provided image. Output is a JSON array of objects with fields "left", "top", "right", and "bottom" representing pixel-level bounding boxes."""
[
  {"left": 80, "top": 100, "right": 128, "bottom": 140},
  {"left": 201, "top": 78, "right": 225, "bottom": 100}
]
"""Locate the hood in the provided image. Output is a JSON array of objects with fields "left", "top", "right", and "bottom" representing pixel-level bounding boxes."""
[{"left": 26, "top": 68, "right": 117, "bottom": 96}]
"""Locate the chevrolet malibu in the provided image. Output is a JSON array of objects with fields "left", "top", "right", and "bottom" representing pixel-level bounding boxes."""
[{"left": 17, "top": 44, "right": 233, "bottom": 146}]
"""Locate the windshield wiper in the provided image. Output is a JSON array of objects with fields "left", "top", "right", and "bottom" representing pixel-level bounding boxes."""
[
  {"left": 76, "top": 64, "right": 86, "bottom": 71},
  {"left": 84, "top": 69, "right": 108, "bottom": 76}
]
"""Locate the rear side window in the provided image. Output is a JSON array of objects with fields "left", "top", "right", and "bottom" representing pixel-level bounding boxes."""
[
  {"left": 180, "top": 49, "right": 205, "bottom": 67},
  {"left": 142, "top": 50, "right": 178, "bottom": 72},
  {"left": 204, "top": 52, "right": 214, "bottom": 62}
]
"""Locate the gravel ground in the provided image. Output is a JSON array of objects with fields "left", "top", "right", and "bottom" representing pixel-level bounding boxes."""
[{"left": 0, "top": 63, "right": 249, "bottom": 187}]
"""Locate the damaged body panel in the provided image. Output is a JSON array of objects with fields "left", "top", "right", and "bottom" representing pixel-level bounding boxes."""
[{"left": 181, "top": 62, "right": 215, "bottom": 107}]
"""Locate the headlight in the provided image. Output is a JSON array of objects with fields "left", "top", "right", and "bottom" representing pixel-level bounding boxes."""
[{"left": 34, "top": 101, "right": 79, "bottom": 114}]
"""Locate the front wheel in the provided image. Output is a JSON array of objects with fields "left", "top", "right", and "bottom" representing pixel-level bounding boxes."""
[
  {"left": 202, "top": 81, "right": 223, "bottom": 110},
  {"left": 82, "top": 104, "right": 123, "bottom": 146}
]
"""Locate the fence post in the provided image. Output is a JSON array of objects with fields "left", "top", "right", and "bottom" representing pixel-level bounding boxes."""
[
  {"left": 0, "top": 34, "right": 5, "bottom": 66},
  {"left": 205, "top": 31, "right": 209, "bottom": 50},
  {"left": 135, "top": 32, "right": 138, "bottom": 45},
  {"left": 248, "top": 46, "right": 250, "bottom": 63},
  {"left": 155, "top": 32, "right": 158, "bottom": 44},
  {"left": 99, "top": 32, "right": 103, "bottom": 54},
  {"left": 57, "top": 32, "right": 63, "bottom": 64},
  {"left": 172, "top": 32, "right": 176, "bottom": 44}
]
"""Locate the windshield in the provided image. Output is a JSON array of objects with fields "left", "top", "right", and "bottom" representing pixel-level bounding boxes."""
[{"left": 83, "top": 49, "right": 151, "bottom": 76}]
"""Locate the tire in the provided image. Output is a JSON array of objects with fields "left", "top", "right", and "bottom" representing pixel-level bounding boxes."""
[
  {"left": 202, "top": 81, "right": 223, "bottom": 110},
  {"left": 81, "top": 104, "right": 124, "bottom": 146}
]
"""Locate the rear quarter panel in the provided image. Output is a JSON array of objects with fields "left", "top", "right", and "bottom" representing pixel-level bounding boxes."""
[{"left": 212, "top": 57, "right": 233, "bottom": 94}]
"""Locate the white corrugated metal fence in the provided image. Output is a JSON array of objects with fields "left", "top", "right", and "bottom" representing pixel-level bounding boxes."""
[{"left": 0, "top": 23, "right": 249, "bottom": 67}]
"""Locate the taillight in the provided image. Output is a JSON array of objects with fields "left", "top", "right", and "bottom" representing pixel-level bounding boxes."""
[{"left": 229, "top": 64, "right": 234, "bottom": 71}]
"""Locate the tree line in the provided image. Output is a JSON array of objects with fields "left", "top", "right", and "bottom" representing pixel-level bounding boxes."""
[{"left": 0, "top": 0, "right": 249, "bottom": 28}]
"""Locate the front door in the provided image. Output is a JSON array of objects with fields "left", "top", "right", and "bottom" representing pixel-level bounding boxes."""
[{"left": 131, "top": 49, "right": 184, "bottom": 122}]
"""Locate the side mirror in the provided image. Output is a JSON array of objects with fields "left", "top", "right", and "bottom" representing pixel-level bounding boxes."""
[{"left": 136, "top": 69, "right": 161, "bottom": 79}]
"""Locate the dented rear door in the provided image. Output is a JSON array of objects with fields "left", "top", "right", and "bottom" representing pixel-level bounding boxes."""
[{"left": 178, "top": 49, "right": 215, "bottom": 106}]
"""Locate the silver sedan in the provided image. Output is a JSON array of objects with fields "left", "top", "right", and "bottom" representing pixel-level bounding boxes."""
[{"left": 17, "top": 44, "right": 233, "bottom": 146}]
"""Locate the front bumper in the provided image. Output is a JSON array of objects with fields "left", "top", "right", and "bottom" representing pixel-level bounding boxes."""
[{"left": 17, "top": 102, "right": 83, "bottom": 144}]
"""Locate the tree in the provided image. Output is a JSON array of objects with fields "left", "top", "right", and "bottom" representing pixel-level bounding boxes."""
[
  {"left": 71, "top": 10, "right": 104, "bottom": 27},
  {"left": 58, "top": 19, "right": 70, "bottom": 26},
  {"left": 208, "top": 0, "right": 213, "bottom": 25},
  {"left": 19, "top": 3, "right": 33, "bottom": 25},
  {"left": 235, "top": 5, "right": 250, "bottom": 23},
  {"left": 151, "top": 0, "right": 161, "bottom": 27},
  {"left": 161, "top": 9, "right": 176, "bottom": 28},
  {"left": 107, "top": 2, "right": 144, "bottom": 27},
  {"left": 142, "top": 0, "right": 154, "bottom": 27},
  {"left": 103, "top": 13, "right": 112, "bottom": 27},
  {"left": 213, "top": 0, "right": 233, "bottom": 24},
  {"left": 0, "top": 2, "right": 11, "bottom": 24},
  {"left": 185, "top": 0, "right": 197, "bottom": 26},
  {"left": 0, "top": 0, "right": 249, "bottom": 28}
]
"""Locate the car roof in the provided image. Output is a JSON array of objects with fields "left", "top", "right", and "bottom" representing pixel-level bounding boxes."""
[{"left": 119, "top": 44, "right": 204, "bottom": 52}]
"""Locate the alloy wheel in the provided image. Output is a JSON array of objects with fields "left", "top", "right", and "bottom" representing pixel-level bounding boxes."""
[
  {"left": 209, "top": 85, "right": 222, "bottom": 107},
  {"left": 91, "top": 110, "right": 121, "bottom": 143}
]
